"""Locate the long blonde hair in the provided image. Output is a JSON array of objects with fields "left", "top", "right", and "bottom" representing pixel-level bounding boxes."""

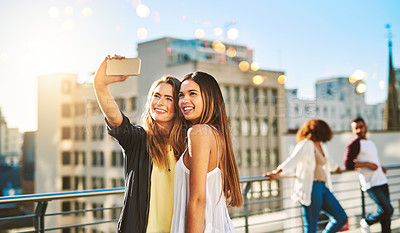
[
  {"left": 181, "top": 72, "right": 243, "bottom": 207},
  {"left": 142, "top": 75, "right": 186, "bottom": 168}
]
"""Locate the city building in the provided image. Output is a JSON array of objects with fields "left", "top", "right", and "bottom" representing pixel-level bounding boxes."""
[
  {"left": 287, "top": 77, "right": 384, "bottom": 131},
  {"left": 35, "top": 37, "right": 286, "bottom": 232},
  {"left": 0, "top": 108, "right": 23, "bottom": 167}
]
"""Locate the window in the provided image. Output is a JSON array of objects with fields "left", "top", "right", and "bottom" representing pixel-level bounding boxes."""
[
  {"left": 244, "top": 87, "right": 250, "bottom": 103},
  {"left": 74, "top": 151, "right": 79, "bottom": 165},
  {"left": 252, "top": 118, "right": 260, "bottom": 136},
  {"left": 82, "top": 151, "right": 86, "bottom": 165},
  {"left": 233, "top": 87, "right": 240, "bottom": 103},
  {"left": 115, "top": 98, "right": 126, "bottom": 112},
  {"left": 62, "top": 176, "right": 71, "bottom": 190},
  {"left": 235, "top": 150, "right": 241, "bottom": 167},
  {"left": 61, "top": 127, "right": 71, "bottom": 140},
  {"left": 130, "top": 97, "right": 137, "bottom": 112},
  {"left": 233, "top": 118, "right": 241, "bottom": 136},
  {"left": 241, "top": 118, "right": 250, "bottom": 136},
  {"left": 92, "top": 203, "right": 104, "bottom": 219},
  {"left": 271, "top": 89, "right": 277, "bottom": 105},
  {"left": 272, "top": 118, "right": 278, "bottom": 135},
  {"left": 263, "top": 89, "right": 268, "bottom": 104},
  {"left": 61, "top": 80, "right": 71, "bottom": 94},
  {"left": 265, "top": 149, "right": 270, "bottom": 167},
  {"left": 261, "top": 118, "right": 269, "bottom": 136},
  {"left": 111, "top": 151, "right": 117, "bottom": 167},
  {"left": 92, "top": 151, "right": 97, "bottom": 166},
  {"left": 61, "top": 103, "right": 71, "bottom": 118},
  {"left": 221, "top": 85, "right": 230, "bottom": 103},
  {"left": 62, "top": 201, "right": 71, "bottom": 211},
  {"left": 62, "top": 151, "right": 71, "bottom": 165},
  {"left": 246, "top": 149, "right": 251, "bottom": 167},
  {"left": 99, "top": 151, "right": 104, "bottom": 166},
  {"left": 254, "top": 149, "right": 261, "bottom": 167},
  {"left": 253, "top": 89, "right": 259, "bottom": 104}
]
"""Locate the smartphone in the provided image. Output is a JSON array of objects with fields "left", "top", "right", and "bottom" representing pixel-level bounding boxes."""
[{"left": 106, "top": 58, "right": 141, "bottom": 76}]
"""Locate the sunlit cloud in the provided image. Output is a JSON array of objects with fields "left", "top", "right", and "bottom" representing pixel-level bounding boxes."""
[
  {"left": 227, "top": 28, "right": 239, "bottom": 40},
  {"left": 136, "top": 4, "right": 150, "bottom": 18},
  {"left": 194, "top": 29, "right": 205, "bottom": 39},
  {"left": 226, "top": 48, "right": 236, "bottom": 57},
  {"left": 238, "top": 61, "right": 249, "bottom": 72},
  {"left": 214, "top": 27, "right": 223, "bottom": 37},
  {"left": 278, "top": 75, "right": 286, "bottom": 84},
  {"left": 152, "top": 11, "right": 161, "bottom": 23},
  {"left": 62, "top": 19, "right": 75, "bottom": 31},
  {"left": 0, "top": 53, "right": 9, "bottom": 62},
  {"left": 137, "top": 28, "right": 148, "bottom": 39},
  {"left": 251, "top": 62, "right": 259, "bottom": 71},
  {"left": 65, "top": 6, "right": 74, "bottom": 15},
  {"left": 48, "top": 7, "right": 60, "bottom": 18},
  {"left": 253, "top": 75, "right": 264, "bottom": 85},
  {"left": 82, "top": 7, "right": 92, "bottom": 17},
  {"left": 379, "top": 80, "right": 386, "bottom": 89},
  {"left": 356, "top": 82, "right": 367, "bottom": 93}
]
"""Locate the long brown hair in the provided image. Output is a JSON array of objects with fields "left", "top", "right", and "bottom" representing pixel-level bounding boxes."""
[
  {"left": 296, "top": 119, "right": 333, "bottom": 142},
  {"left": 142, "top": 75, "right": 186, "bottom": 168},
  {"left": 181, "top": 71, "right": 243, "bottom": 207}
]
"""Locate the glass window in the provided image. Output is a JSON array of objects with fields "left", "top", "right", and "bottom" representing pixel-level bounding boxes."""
[
  {"left": 244, "top": 87, "right": 250, "bottom": 103},
  {"left": 62, "top": 176, "right": 71, "bottom": 190},
  {"left": 234, "top": 86, "right": 240, "bottom": 103},
  {"left": 272, "top": 118, "right": 278, "bottom": 135},
  {"left": 61, "top": 127, "right": 71, "bottom": 140},
  {"left": 246, "top": 149, "right": 251, "bottom": 167},
  {"left": 261, "top": 118, "right": 269, "bottom": 136},
  {"left": 271, "top": 89, "right": 277, "bottom": 105},
  {"left": 61, "top": 103, "right": 71, "bottom": 118},
  {"left": 241, "top": 118, "right": 250, "bottom": 136},
  {"left": 252, "top": 118, "right": 260, "bottom": 136},
  {"left": 62, "top": 151, "right": 71, "bottom": 165}
]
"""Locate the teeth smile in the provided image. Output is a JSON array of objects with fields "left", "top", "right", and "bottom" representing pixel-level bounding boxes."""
[{"left": 155, "top": 108, "right": 166, "bottom": 113}]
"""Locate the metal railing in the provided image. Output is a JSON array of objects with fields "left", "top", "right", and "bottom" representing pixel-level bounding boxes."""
[{"left": 1, "top": 165, "right": 399, "bottom": 233}]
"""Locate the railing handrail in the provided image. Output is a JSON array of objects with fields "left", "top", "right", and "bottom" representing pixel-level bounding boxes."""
[{"left": 1, "top": 164, "right": 399, "bottom": 205}]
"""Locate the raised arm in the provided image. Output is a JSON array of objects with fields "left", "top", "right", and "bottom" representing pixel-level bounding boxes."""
[
  {"left": 185, "top": 125, "right": 213, "bottom": 233},
  {"left": 93, "top": 56, "right": 128, "bottom": 127}
]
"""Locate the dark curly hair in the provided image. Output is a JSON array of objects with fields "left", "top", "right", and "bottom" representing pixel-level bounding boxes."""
[{"left": 296, "top": 119, "right": 333, "bottom": 142}]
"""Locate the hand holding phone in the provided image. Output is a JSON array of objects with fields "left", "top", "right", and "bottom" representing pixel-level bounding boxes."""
[{"left": 106, "top": 58, "right": 141, "bottom": 76}]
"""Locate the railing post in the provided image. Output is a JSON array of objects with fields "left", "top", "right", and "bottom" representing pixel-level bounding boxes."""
[
  {"left": 34, "top": 201, "right": 48, "bottom": 233},
  {"left": 360, "top": 185, "right": 366, "bottom": 218},
  {"left": 243, "top": 182, "right": 252, "bottom": 233}
]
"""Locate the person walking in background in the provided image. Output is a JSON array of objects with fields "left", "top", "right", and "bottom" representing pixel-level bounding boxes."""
[
  {"left": 344, "top": 117, "right": 393, "bottom": 233},
  {"left": 93, "top": 55, "right": 186, "bottom": 233},
  {"left": 170, "top": 71, "right": 242, "bottom": 233},
  {"left": 264, "top": 119, "right": 347, "bottom": 233}
]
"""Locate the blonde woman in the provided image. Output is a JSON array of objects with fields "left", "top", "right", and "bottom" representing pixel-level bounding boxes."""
[{"left": 94, "top": 55, "right": 185, "bottom": 233}]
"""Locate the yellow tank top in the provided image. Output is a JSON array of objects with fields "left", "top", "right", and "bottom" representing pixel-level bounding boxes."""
[{"left": 147, "top": 146, "right": 176, "bottom": 233}]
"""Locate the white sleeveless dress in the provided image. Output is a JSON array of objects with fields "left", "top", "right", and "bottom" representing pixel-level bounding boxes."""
[{"left": 170, "top": 144, "right": 236, "bottom": 232}]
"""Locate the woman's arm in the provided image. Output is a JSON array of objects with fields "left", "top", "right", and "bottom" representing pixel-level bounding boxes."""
[
  {"left": 93, "top": 56, "right": 128, "bottom": 127},
  {"left": 185, "top": 125, "right": 213, "bottom": 233}
]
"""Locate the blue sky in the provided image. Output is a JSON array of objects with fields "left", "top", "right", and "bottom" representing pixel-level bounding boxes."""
[{"left": 0, "top": 0, "right": 399, "bottom": 132}]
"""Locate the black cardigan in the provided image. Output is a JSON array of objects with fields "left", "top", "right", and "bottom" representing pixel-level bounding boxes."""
[{"left": 107, "top": 114, "right": 153, "bottom": 233}]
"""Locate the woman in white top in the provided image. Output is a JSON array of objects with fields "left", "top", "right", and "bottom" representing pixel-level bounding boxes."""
[
  {"left": 264, "top": 119, "right": 348, "bottom": 233},
  {"left": 170, "top": 71, "right": 242, "bottom": 233}
]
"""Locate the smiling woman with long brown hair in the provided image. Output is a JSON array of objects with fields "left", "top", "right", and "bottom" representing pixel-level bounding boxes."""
[{"left": 170, "top": 71, "right": 242, "bottom": 233}]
